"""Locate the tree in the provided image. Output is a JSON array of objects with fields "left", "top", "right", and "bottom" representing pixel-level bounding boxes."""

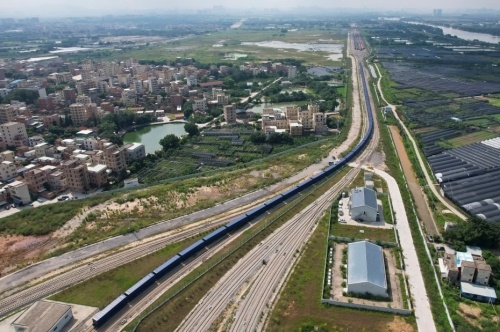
[
  {"left": 250, "top": 131, "right": 266, "bottom": 144},
  {"left": 443, "top": 218, "right": 500, "bottom": 249},
  {"left": 182, "top": 100, "right": 194, "bottom": 119},
  {"left": 2, "top": 89, "right": 39, "bottom": 105},
  {"left": 160, "top": 134, "right": 180, "bottom": 151},
  {"left": 223, "top": 77, "right": 235, "bottom": 88},
  {"left": 184, "top": 122, "right": 199, "bottom": 136}
]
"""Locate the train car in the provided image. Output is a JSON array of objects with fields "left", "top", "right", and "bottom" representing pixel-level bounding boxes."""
[
  {"left": 202, "top": 226, "right": 228, "bottom": 245},
  {"left": 281, "top": 186, "right": 301, "bottom": 201},
  {"left": 178, "top": 239, "right": 206, "bottom": 258},
  {"left": 92, "top": 294, "right": 128, "bottom": 327},
  {"left": 225, "top": 214, "right": 250, "bottom": 231},
  {"left": 263, "top": 196, "right": 283, "bottom": 209},
  {"left": 124, "top": 273, "right": 156, "bottom": 300},
  {"left": 153, "top": 254, "right": 182, "bottom": 279},
  {"left": 244, "top": 205, "right": 267, "bottom": 220}
]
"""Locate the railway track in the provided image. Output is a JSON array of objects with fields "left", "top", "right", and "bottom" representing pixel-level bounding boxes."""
[
  {"left": 0, "top": 206, "right": 260, "bottom": 319},
  {"left": 177, "top": 46, "right": 379, "bottom": 332}
]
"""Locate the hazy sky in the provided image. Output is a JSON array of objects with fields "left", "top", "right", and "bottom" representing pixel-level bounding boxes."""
[{"left": 3, "top": 0, "right": 500, "bottom": 17}]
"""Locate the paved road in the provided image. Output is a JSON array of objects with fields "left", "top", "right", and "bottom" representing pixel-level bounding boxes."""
[
  {"left": 367, "top": 167, "right": 436, "bottom": 332},
  {"left": 0, "top": 130, "right": 350, "bottom": 298},
  {"left": 373, "top": 63, "right": 467, "bottom": 221}
]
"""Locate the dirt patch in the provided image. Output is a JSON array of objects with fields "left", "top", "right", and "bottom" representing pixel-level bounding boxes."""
[
  {"left": 297, "top": 154, "right": 306, "bottom": 160},
  {"left": 283, "top": 300, "right": 296, "bottom": 317},
  {"left": 457, "top": 302, "right": 482, "bottom": 329},
  {"left": 8, "top": 235, "right": 50, "bottom": 251},
  {"left": 458, "top": 302, "right": 481, "bottom": 318},
  {"left": 387, "top": 316, "right": 415, "bottom": 332},
  {"left": 0, "top": 234, "right": 58, "bottom": 276}
]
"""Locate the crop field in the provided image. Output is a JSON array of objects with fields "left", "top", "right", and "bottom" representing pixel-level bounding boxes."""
[
  {"left": 444, "top": 131, "right": 497, "bottom": 148},
  {"left": 136, "top": 134, "right": 324, "bottom": 183}
]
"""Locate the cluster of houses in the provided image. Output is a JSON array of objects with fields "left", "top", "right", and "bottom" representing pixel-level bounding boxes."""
[
  {"left": 439, "top": 246, "right": 497, "bottom": 303},
  {"left": 260, "top": 104, "right": 329, "bottom": 136},
  {"left": 0, "top": 113, "right": 145, "bottom": 205}
]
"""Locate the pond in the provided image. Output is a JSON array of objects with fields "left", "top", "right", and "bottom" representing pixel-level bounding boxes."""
[
  {"left": 241, "top": 40, "right": 343, "bottom": 60},
  {"left": 123, "top": 122, "right": 186, "bottom": 154}
]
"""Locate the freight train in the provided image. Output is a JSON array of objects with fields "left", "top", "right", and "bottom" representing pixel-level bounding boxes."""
[{"left": 92, "top": 61, "right": 374, "bottom": 328}]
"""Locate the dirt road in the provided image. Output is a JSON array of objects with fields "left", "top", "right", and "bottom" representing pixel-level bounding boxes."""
[{"left": 389, "top": 126, "right": 440, "bottom": 236}]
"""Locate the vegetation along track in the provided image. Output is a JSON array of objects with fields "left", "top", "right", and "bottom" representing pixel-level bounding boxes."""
[
  {"left": 0, "top": 207, "right": 254, "bottom": 318},
  {"left": 176, "top": 58, "right": 378, "bottom": 332}
]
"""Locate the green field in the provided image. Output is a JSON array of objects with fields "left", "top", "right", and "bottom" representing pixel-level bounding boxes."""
[
  {"left": 65, "top": 29, "right": 345, "bottom": 66},
  {"left": 444, "top": 131, "right": 497, "bottom": 148}
]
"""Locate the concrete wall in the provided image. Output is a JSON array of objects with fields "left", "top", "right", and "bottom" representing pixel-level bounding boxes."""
[
  {"left": 347, "top": 282, "right": 387, "bottom": 298},
  {"left": 321, "top": 299, "right": 412, "bottom": 315},
  {"left": 351, "top": 205, "right": 377, "bottom": 222}
]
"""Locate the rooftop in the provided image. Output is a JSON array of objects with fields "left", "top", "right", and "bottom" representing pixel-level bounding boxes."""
[
  {"left": 12, "top": 300, "right": 71, "bottom": 332},
  {"left": 348, "top": 241, "right": 387, "bottom": 289},
  {"left": 461, "top": 282, "right": 497, "bottom": 300},
  {"left": 88, "top": 164, "right": 107, "bottom": 173},
  {"left": 456, "top": 251, "right": 474, "bottom": 268},
  {"left": 350, "top": 187, "right": 378, "bottom": 210}
]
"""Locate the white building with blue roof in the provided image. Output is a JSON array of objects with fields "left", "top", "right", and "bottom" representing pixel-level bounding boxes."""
[
  {"left": 347, "top": 241, "right": 388, "bottom": 297},
  {"left": 349, "top": 187, "right": 378, "bottom": 222}
]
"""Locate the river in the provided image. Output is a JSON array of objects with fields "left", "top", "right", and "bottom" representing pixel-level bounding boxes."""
[
  {"left": 407, "top": 21, "right": 500, "bottom": 44},
  {"left": 123, "top": 122, "right": 186, "bottom": 154}
]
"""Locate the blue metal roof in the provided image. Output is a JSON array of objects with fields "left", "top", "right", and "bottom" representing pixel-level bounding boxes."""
[
  {"left": 350, "top": 187, "right": 377, "bottom": 209},
  {"left": 348, "top": 241, "right": 387, "bottom": 289}
]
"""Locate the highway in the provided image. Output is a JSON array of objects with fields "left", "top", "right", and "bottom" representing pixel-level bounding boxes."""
[{"left": 176, "top": 31, "right": 379, "bottom": 332}]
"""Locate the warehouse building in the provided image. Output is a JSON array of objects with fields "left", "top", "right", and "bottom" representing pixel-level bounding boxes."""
[
  {"left": 347, "top": 241, "right": 388, "bottom": 297},
  {"left": 349, "top": 187, "right": 378, "bottom": 222},
  {"left": 11, "top": 300, "right": 73, "bottom": 332}
]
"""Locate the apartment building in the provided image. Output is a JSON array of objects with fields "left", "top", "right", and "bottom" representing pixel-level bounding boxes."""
[
  {"left": 87, "top": 164, "right": 108, "bottom": 188},
  {"left": 103, "top": 144, "right": 127, "bottom": 173},
  {"left": 48, "top": 171, "right": 67, "bottom": 192},
  {"left": 0, "top": 122, "right": 28, "bottom": 147},
  {"left": 5, "top": 181, "right": 30, "bottom": 204},
  {"left": 124, "top": 143, "right": 146, "bottom": 161},
  {"left": 192, "top": 98, "right": 208, "bottom": 112},
  {"left": 63, "top": 87, "right": 76, "bottom": 103},
  {"left": 0, "top": 105, "right": 17, "bottom": 124},
  {"left": 216, "top": 94, "right": 230, "bottom": 106},
  {"left": 24, "top": 168, "right": 47, "bottom": 193},
  {"left": 69, "top": 103, "right": 87, "bottom": 127},
  {"left": 148, "top": 77, "right": 159, "bottom": 94},
  {"left": 0, "top": 161, "right": 16, "bottom": 181},
  {"left": 121, "top": 89, "right": 136, "bottom": 105},
  {"left": 223, "top": 104, "right": 237, "bottom": 124},
  {"left": 62, "top": 159, "right": 89, "bottom": 193},
  {"left": 0, "top": 150, "right": 14, "bottom": 162},
  {"left": 75, "top": 95, "right": 92, "bottom": 104}
]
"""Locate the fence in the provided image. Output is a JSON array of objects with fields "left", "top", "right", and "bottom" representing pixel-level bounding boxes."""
[
  {"left": 321, "top": 299, "right": 412, "bottom": 315},
  {"left": 329, "top": 236, "right": 397, "bottom": 247}
]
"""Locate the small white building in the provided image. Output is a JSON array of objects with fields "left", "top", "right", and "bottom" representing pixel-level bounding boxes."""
[
  {"left": 11, "top": 300, "right": 73, "bottom": 332},
  {"left": 347, "top": 241, "right": 388, "bottom": 297},
  {"left": 349, "top": 187, "right": 378, "bottom": 222}
]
